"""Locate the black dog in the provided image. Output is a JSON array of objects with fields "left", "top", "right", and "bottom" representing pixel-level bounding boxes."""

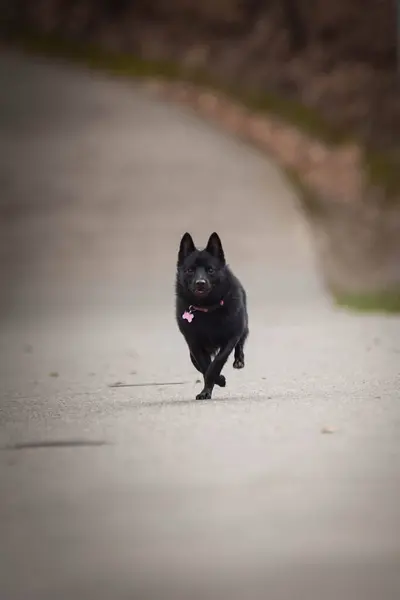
[{"left": 175, "top": 232, "right": 249, "bottom": 399}]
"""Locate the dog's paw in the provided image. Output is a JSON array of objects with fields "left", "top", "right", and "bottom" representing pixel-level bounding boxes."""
[
  {"left": 233, "top": 358, "right": 245, "bottom": 369},
  {"left": 196, "top": 389, "right": 212, "bottom": 400},
  {"left": 216, "top": 375, "right": 226, "bottom": 387}
]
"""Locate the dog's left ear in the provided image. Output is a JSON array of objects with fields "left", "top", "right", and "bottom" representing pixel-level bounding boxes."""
[{"left": 206, "top": 232, "right": 225, "bottom": 264}]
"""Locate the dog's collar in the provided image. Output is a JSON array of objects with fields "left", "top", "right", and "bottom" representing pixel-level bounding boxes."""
[
  {"left": 182, "top": 300, "right": 224, "bottom": 323},
  {"left": 190, "top": 299, "right": 224, "bottom": 313}
]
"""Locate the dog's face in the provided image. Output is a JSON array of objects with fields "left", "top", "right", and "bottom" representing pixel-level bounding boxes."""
[{"left": 177, "top": 232, "right": 227, "bottom": 300}]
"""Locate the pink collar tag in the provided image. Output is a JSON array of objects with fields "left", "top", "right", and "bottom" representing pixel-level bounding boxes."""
[{"left": 182, "top": 310, "right": 194, "bottom": 323}]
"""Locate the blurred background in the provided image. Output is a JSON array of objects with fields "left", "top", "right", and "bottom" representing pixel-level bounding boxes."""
[
  {"left": 1, "top": 2, "right": 400, "bottom": 600},
  {"left": 1, "top": 0, "right": 399, "bottom": 141},
  {"left": 1, "top": 0, "right": 400, "bottom": 304}
]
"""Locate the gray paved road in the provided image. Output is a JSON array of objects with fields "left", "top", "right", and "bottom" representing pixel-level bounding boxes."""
[{"left": 1, "top": 51, "right": 400, "bottom": 600}]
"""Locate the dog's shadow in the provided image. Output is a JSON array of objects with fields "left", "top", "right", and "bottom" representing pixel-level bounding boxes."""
[{"left": 136, "top": 394, "right": 271, "bottom": 409}]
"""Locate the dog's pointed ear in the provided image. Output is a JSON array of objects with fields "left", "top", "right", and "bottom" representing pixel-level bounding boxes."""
[
  {"left": 178, "top": 232, "right": 196, "bottom": 264},
  {"left": 206, "top": 232, "right": 225, "bottom": 264}
]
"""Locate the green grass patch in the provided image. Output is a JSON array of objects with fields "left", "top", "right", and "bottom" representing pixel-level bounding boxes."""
[
  {"left": 10, "top": 31, "right": 184, "bottom": 80},
  {"left": 334, "top": 290, "right": 400, "bottom": 313},
  {"left": 243, "top": 90, "right": 349, "bottom": 145},
  {"left": 364, "top": 149, "right": 400, "bottom": 201}
]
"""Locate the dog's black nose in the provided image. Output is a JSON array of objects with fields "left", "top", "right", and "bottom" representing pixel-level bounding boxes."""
[{"left": 195, "top": 279, "right": 207, "bottom": 291}]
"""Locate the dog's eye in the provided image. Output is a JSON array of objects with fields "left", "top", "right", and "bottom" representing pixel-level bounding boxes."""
[
  {"left": 185, "top": 267, "right": 194, "bottom": 275},
  {"left": 206, "top": 267, "right": 215, "bottom": 274}
]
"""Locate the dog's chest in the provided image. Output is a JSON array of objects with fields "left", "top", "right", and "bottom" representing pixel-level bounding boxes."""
[{"left": 181, "top": 309, "right": 233, "bottom": 346}]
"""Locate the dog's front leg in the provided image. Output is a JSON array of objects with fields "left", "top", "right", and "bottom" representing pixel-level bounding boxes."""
[
  {"left": 196, "top": 336, "right": 240, "bottom": 400},
  {"left": 190, "top": 346, "right": 226, "bottom": 394}
]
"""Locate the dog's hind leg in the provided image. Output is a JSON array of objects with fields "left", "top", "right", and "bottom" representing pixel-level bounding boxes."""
[
  {"left": 190, "top": 349, "right": 226, "bottom": 387},
  {"left": 233, "top": 328, "right": 248, "bottom": 369}
]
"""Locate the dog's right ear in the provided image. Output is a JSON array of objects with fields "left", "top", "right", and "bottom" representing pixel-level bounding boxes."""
[{"left": 178, "top": 232, "right": 196, "bottom": 264}]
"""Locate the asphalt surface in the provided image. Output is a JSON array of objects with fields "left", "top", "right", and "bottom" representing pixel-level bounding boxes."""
[{"left": 1, "top": 50, "right": 400, "bottom": 600}]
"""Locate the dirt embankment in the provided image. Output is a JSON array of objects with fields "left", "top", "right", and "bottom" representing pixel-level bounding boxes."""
[{"left": 1, "top": 0, "right": 400, "bottom": 307}]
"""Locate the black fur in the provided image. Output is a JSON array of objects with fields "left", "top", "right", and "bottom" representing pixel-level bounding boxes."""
[{"left": 175, "top": 232, "right": 249, "bottom": 400}]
